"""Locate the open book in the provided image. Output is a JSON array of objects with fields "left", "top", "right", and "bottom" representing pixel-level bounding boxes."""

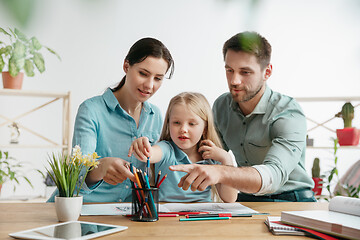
[{"left": 281, "top": 196, "right": 360, "bottom": 239}]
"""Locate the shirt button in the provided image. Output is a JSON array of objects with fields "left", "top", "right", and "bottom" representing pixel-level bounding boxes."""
[
  {"left": 119, "top": 199, "right": 122, "bottom": 202},
  {"left": 125, "top": 185, "right": 129, "bottom": 189},
  {"left": 243, "top": 122, "right": 246, "bottom": 125},
  {"left": 133, "top": 136, "right": 136, "bottom": 139},
  {"left": 240, "top": 143, "right": 243, "bottom": 146}
]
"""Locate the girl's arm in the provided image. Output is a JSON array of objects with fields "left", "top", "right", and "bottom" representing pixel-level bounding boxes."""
[
  {"left": 198, "top": 139, "right": 234, "bottom": 166},
  {"left": 215, "top": 183, "right": 238, "bottom": 203},
  {"left": 128, "top": 136, "right": 163, "bottom": 163}
]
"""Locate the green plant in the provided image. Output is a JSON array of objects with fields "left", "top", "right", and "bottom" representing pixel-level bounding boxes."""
[
  {"left": 0, "top": 27, "right": 60, "bottom": 77},
  {"left": 341, "top": 184, "right": 360, "bottom": 198},
  {"left": 0, "top": 150, "right": 33, "bottom": 191},
  {"left": 46, "top": 145, "right": 99, "bottom": 197},
  {"left": 323, "top": 138, "right": 340, "bottom": 200},
  {"left": 335, "top": 102, "right": 354, "bottom": 128},
  {"left": 311, "top": 157, "right": 320, "bottom": 178}
]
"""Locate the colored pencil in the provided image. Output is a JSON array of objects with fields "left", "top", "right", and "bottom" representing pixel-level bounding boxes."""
[
  {"left": 179, "top": 217, "right": 231, "bottom": 221},
  {"left": 156, "top": 174, "right": 167, "bottom": 187},
  {"left": 186, "top": 213, "right": 252, "bottom": 218}
]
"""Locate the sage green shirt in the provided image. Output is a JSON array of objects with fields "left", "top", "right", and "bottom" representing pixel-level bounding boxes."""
[{"left": 213, "top": 85, "right": 314, "bottom": 195}]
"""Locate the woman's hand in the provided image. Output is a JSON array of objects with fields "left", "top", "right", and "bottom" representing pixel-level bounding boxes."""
[
  {"left": 128, "top": 136, "right": 152, "bottom": 162},
  {"left": 86, "top": 157, "right": 135, "bottom": 186},
  {"left": 198, "top": 139, "right": 233, "bottom": 165}
]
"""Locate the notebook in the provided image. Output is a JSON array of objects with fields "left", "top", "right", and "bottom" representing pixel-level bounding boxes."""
[
  {"left": 265, "top": 216, "right": 305, "bottom": 235},
  {"left": 281, "top": 196, "right": 360, "bottom": 239}
]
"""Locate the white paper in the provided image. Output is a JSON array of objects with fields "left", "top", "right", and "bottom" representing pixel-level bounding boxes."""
[
  {"left": 160, "top": 202, "right": 258, "bottom": 214},
  {"left": 81, "top": 202, "right": 258, "bottom": 216}
]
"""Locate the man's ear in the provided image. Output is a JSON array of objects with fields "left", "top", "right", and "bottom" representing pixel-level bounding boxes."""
[
  {"left": 123, "top": 60, "right": 129, "bottom": 73},
  {"left": 264, "top": 64, "right": 273, "bottom": 80}
]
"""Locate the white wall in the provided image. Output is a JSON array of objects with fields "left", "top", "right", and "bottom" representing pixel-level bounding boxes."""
[{"left": 1, "top": 0, "right": 360, "bottom": 198}]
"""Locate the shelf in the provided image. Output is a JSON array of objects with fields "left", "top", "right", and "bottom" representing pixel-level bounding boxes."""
[
  {"left": 0, "top": 89, "right": 71, "bottom": 154},
  {"left": 306, "top": 146, "right": 360, "bottom": 150}
]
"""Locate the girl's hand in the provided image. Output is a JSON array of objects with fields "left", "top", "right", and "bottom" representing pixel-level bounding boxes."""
[
  {"left": 128, "top": 136, "right": 152, "bottom": 162},
  {"left": 199, "top": 139, "right": 232, "bottom": 165}
]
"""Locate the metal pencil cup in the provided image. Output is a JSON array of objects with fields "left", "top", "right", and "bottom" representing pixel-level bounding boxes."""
[{"left": 131, "top": 187, "right": 159, "bottom": 222}]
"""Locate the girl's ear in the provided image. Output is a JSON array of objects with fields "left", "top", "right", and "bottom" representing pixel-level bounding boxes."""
[{"left": 123, "top": 60, "right": 130, "bottom": 73}]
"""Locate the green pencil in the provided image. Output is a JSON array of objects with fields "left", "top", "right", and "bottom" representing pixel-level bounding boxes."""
[{"left": 179, "top": 217, "right": 231, "bottom": 221}]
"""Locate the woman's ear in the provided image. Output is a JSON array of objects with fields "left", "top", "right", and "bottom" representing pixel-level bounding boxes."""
[{"left": 123, "top": 60, "right": 130, "bottom": 73}]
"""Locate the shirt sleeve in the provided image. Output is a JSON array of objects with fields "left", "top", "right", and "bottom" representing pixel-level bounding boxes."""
[
  {"left": 260, "top": 109, "right": 307, "bottom": 194},
  {"left": 72, "top": 101, "right": 98, "bottom": 155},
  {"left": 72, "top": 101, "right": 102, "bottom": 192}
]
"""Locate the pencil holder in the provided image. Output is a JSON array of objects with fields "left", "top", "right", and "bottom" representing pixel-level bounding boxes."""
[{"left": 131, "top": 187, "right": 159, "bottom": 222}]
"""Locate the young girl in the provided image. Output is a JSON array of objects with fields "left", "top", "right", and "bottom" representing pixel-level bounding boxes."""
[{"left": 129, "top": 92, "right": 237, "bottom": 203}]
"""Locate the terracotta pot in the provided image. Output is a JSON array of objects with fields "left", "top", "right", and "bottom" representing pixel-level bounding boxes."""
[
  {"left": 336, "top": 128, "right": 360, "bottom": 146},
  {"left": 2, "top": 72, "right": 24, "bottom": 89},
  {"left": 312, "top": 177, "right": 323, "bottom": 196},
  {"left": 55, "top": 196, "right": 83, "bottom": 222}
]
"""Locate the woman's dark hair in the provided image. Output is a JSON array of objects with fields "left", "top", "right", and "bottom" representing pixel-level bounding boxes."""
[{"left": 113, "top": 37, "right": 174, "bottom": 91}]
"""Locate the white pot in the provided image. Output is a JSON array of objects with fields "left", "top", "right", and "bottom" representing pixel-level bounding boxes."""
[{"left": 55, "top": 196, "right": 83, "bottom": 222}]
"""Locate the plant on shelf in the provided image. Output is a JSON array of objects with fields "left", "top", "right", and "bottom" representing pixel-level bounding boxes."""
[
  {"left": 46, "top": 145, "right": 100, "bottom": 198},
  {"left": 322, "top": 138, "right": 340, "bottom": 201},
  {"left": 311, "top": 157, "right": 323, "bottom": 196},
  {"left": 0, "top": 27, "right": 61, "bottom": 89},
  {"left": 0, "top": 150, "right": 42, "bottom": 195},
  {"left": 335, "top": 102, "right": 360, "bottom": 146}
]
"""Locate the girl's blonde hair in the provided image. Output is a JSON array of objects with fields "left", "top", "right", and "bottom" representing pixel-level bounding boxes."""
[
  {"left": 160, "top": 92, "right": 224, "bottom": 202},
  {"left": 160, "top": 92, "right": 223, "bottom": 149}
]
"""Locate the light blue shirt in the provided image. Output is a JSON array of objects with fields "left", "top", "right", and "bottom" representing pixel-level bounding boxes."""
[
  {"left": 213, "top": 85, "right": 314, "bottom": 195},
  {"left": 155, "top": 140, "right": 219, "bottom": 202},
  {"left": 48, "top": 88, "right": 162, "bottom": 202}
]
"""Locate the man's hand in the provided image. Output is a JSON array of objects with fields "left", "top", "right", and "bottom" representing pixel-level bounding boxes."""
[{"left": 169, "top": 164, "right": 222, "bottom": 191}]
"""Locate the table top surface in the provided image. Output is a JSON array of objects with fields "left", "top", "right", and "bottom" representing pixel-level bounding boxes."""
[{"left": 0, "top": 202, "right": 329, "bottom": 240}]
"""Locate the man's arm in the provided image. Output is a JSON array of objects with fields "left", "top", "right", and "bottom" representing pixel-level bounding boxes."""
[{"left": 169, "top": 164, "right": 262, "bottom": 194}]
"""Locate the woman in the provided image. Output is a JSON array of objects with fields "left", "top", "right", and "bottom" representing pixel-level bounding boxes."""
[{"left": 48, "top": 37, "right": 174, "bottom": 202}]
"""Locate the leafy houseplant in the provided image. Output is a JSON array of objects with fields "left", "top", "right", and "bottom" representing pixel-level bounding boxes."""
[
  {"left": 46, "top": 145, "right": 100, "bottom": 198},
  {"left": 311, "top": 157, "right": 323, "bottom": 196},
  {"left": 0, "top": 150, "right": 35, "bottom": 194},
  {"left": 0, "top": 27, "right": 60, "bottom": 89},
  {"left": 335, "top": 102, "right": 360, "bottom": 146}
]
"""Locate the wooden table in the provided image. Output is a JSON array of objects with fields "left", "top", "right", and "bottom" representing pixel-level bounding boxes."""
[{"left": 0, "top": 202, "right": 328, "bottom": 239}]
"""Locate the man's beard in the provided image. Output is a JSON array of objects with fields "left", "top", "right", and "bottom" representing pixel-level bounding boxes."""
[{"left": 232, "top": 83, "right": 263, "bottom": 103}]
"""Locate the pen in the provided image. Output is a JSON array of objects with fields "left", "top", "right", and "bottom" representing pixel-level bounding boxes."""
[
  {"left": 186, "top": 213, "right": 252, "bottom": 218},
  {"left": 179, "top": 217, "right": 231, "bottom": 221}
]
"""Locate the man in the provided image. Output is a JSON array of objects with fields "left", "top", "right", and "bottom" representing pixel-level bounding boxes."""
[{"left": 170, "top": 31, "right": 315, "bottom": 202}]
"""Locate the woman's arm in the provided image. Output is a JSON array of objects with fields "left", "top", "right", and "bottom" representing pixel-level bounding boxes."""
[{"left": 128, "top": 136, "right": 163, "bottom": 163}]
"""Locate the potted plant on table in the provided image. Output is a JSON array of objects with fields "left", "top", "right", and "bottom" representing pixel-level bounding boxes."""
[
  {"left": 46, "top": 145, "right": 99, "bottom": 222},
  {"left": 311, "top": 157, "right": 323, "bottom": 196},
  {"left": 0, "top": 27, "right": 60, "bottom": 89},
  {"left": 335, "top": 102, "right": 360, "bottom": 146}
]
